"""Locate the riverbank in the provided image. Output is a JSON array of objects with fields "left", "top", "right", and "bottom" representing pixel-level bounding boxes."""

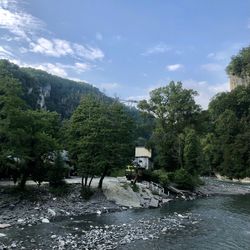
[
  {"left": 1, "top": 177, "right": 250, "bottom": 229},
  {"left": 0, "top": 184, "right": 123, "bottom": 228}
]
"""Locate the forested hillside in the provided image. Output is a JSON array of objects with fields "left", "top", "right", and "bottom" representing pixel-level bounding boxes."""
[{"left": 0, "top": 60, "right": 109, "bottom": 118}]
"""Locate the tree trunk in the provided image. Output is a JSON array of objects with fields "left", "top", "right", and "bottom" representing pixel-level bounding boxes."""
[
  {"left": 98, "top": 168, "right": 108, "bottom": 189},
  {"left": 88, "top": 176, "right": 94, "bottom": 187},
  {"left": 19, "top": 173, "right": 27, "bottom": 190},
  {"left": 81, "top": 176, "right": 84, "bottom": 187},
  {"left": 84, "top": 176, "right": 88, "bottom": 187}
]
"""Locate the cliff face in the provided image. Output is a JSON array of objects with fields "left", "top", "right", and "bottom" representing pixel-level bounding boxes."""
[
  {"left": 0, "top": 60, "right": 110, "bottom": 118},
  {"left": 229, "top": 74, "right": 250, "bottom": 91}
]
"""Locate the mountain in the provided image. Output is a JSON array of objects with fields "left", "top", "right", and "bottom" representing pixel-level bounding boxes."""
[{"left": 0, "top": 60, "right": 110, "bottom": 118}]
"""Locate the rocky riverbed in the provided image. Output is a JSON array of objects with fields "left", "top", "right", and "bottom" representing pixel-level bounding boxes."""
[
  {"left": 0, "top": 212, "right": 200, "bottom": 250},
  {"left": 0, "top": 184, "right": 123, "bottom": 228},
  {"left": 1, "top": 178, "right": 250, "bottom": 249}
]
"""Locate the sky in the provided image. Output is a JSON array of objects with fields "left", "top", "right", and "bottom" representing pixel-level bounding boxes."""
[{"left": 0, "top": 0, "right": 249, "bottom": 109}]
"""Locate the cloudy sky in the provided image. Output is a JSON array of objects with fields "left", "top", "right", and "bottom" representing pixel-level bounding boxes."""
[{"left": 0, "top": 0, "right": 250, "bottom": 109}]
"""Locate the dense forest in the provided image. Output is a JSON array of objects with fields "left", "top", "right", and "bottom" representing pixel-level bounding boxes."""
[{"left": 0, "top": 45, "right": 250, "bottom": 191}]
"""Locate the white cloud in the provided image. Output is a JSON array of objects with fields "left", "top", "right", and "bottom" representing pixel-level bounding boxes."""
[
  {"left": 201, "top": 63, "right": 224, "bottom": 71},
  {"left": 182, "top": 79, "right": 229, "bottom": 109},
  {"left": 30, "top": 38, "right": 73, "bottom": 57},
  {"left": 0, "top": 46, "right": 13, "bottom": 58},
  {"left": 143, "top": 43, "right": 171, "bottom": 56},
  {"left": 96, "top": 32, "right": 103, "bottom": 41},
  {"left": 166, "top": 64, "right": 183, "bottom": 72},
  {"left": 73, "top": 44, "right": 104, "bottom": 61},
  {"left": 207, "top": 43, "right": 247, "bottom": 63},
  {"left": 0, "top": 1, "right": 44, "bottom": 41},
  {"left": 74, "top": 62, "right": 91, "bottom": 72},
  {"left": 6, "top": 59, "right": 92, "bottom": 78},
  {"left": 29, "top": 37, "right": 104, "bottom": 61},
  {"left": 36, "top": 63, "right": 68, "bottom": 77},
  {"left": 96, "top": 82, "right": 120, "bottom": 90},
  {"left": 131, "top": 79, "right": 230, "bottom": 110},
  {"left": 208, "top": 82, "right": 229, "bottom": 93},
  {"left": 207, "top": 52, "right": 228, "bottom": 61}
]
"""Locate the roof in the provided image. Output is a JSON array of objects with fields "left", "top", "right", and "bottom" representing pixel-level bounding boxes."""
[{"left": 135, "top": 147, "right": 152, "bottom": 158}]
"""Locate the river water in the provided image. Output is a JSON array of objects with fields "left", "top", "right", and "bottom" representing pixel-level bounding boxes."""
[{"left": 1, "top": 194, "right": 250, "bottom": 249}]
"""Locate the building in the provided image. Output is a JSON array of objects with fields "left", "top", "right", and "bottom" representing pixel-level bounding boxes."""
[{"left": 133, "top": 146, "right": 152, "bottom": 170}]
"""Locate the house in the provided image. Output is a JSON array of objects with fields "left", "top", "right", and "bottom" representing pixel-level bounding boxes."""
[{"left": 133, "top": 146, "right": 152, "bottom": 170}]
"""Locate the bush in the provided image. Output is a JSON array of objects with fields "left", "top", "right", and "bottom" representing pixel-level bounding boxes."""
[
  {"left": 80, "top": 186, "right": 94, "bottom": 200},
  {"left": 174, "top": 168, "right": 201, "bottom": 190},
  {"left": 143, "top": 169, "right": 169, "bottom": 188},
  {"left": 130, "top": 183, "right": 139, "bottom": 192},
  {"left": 48, "top": 153, "right": 68, "bottom": 187},
  {"left": 49, "top": 182, "right": 69, "bottom": 196},
  {"left": 110, "top": 167, "right": 126, "bottom": 177}
]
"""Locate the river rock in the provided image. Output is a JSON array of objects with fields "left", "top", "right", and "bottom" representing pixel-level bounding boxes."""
[
  {"left": 162, "top": 198, "right": 172, "bottom": 203},
  {"left": 0, "top": 233, "right": 7, "bottom": 237},
  {"left": 149, "top": 198, "right": 159, "bottom": 208},
  {"left": 0, "top": 223, "right": 11, "bottom": 229},
  {"left": 41, "top": 218, "right": 50, "bottom": 223},
  {"left": 48, "top": 208, "right": 56, "bottom": 216}
]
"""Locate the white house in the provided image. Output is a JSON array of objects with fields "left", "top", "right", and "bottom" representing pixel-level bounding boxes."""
[{"left": 133, "top": 147, "right": 152, "bottom": 170}]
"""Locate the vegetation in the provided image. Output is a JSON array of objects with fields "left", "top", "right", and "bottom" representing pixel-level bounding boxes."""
[
  {"left": 226, "top": 45, "right": 250, "bottom": 77},
  {"left": 67, "top": 95, "right": 135, "bottom": 189},
  {"left": 1, "top": 44, "right": 250, "bottom": 194},
  {"left": 138, "top": 81, "right": 202, "bottom": 189}
]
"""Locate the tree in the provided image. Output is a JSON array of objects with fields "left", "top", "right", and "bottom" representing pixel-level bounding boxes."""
[
  {"left": 138, "top": 81, "right": 201, "bottom": 171},
  {"left": 0, "top": 75, "right": 62, "bottom": 188},
  {"left": 0, "top": 76, "right": 27, "bottom": 180},
  {"left": 68, "top": 95, "right": 135, "bottom": 189},
  {"left": 207, "top": 84, "right": 250, "bottom": 179},
  {"left": 226, "top": 45, "right": 250, "bottom": 77},
  {"left": 183, "top": 128, "right": 201, "bottom": 175}
]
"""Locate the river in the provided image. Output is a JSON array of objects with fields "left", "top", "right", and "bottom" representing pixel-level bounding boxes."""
[{"left": 1, "top": 193, "right": 250, "bottom": 249}]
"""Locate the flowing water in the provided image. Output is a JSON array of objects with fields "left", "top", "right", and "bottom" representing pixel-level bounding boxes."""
[{"left": 1, "top": 194, "right": 250, "bottom": 249}]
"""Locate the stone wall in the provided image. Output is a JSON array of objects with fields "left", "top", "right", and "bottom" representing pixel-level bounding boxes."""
[{"left": 229, "top": 74, "right": 250, "bottom": 90}]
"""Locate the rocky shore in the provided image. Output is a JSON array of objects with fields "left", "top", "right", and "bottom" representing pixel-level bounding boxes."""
[{"left": 0, "top": 184, "right": 123, "bottom": 228}]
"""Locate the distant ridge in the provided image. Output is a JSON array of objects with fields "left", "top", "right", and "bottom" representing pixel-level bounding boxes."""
[{"left": 0, "top": 60, "right": 111, "bottom": 118}]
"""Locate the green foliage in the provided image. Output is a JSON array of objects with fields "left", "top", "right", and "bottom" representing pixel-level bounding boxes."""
[
  {"left": 151, "top": 169, "right": 169, "bottom": 188},
  {"left": 226, "top": 45, "right": 250, "bottom": 77},
  {"left": 130, "top": 183, "right": 139, "bottom": 192},
  {"left": 110, "top": 167, "right": 126, "bottom": 177},
  {"left": 174, "top": 168, "right": 201, "bottom": 190},
  {"left": 47, "top": 153, "right": 68, "bottom": 187},
  {"left": 183, "top": 128, "right": 202, "bottom": 175},
  {"left": 0, "top": 59, "right": 111, "bottom": 118},
  {"left": 207, "top": 84, "right": 250, "bottom": 179},
  {"left": 138, "top": 81, "right": 201, "bottom": 173},
  {"left": 68, "top": 95, "right": 135, "bottom": 188}
]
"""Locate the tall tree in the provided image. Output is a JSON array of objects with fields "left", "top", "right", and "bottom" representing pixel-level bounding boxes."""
[
  {"left": 138, "top": 81, "right": 201, "bottom": 171},
  {"left": 68, "top": 95, "right": 135, "bottom": 189}
]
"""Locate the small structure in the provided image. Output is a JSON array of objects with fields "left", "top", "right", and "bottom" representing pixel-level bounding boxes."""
[{"left": 134, "top": 147, "right": 152, "bottom": 170}]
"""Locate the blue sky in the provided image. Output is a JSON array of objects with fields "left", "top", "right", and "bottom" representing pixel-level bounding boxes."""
[{"left": 0, "top": 0, "right": 249, "bottom": 109}]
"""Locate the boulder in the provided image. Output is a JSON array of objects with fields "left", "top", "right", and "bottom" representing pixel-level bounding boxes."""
[
  {"left": 149, "top": 198, "right": 159, "bottom": 208},
  {"left": 42, "top": 218, "right": 50, "bottom": 223},
  {"left": 0, "top": 223, "right": 11, "bottom": 229}
]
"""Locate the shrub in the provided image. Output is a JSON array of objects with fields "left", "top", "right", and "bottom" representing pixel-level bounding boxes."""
[
  {"left": 48, "top": 153, "right": 68, "bottom": 187},
  {"left": 80, "top": 186, "right": 94, "bottom": 200},
  {"left": 143, "top": 169, "right": 169, "bottom": 188},
  {"left": 130, "top": 183, "right": 139, "bottom": 192},
  {"left": 174, "top": 168, "right": 201, "bottom": 190},
  {"left": 49, "top": 182, "right": 69, "bottom": 196}
]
